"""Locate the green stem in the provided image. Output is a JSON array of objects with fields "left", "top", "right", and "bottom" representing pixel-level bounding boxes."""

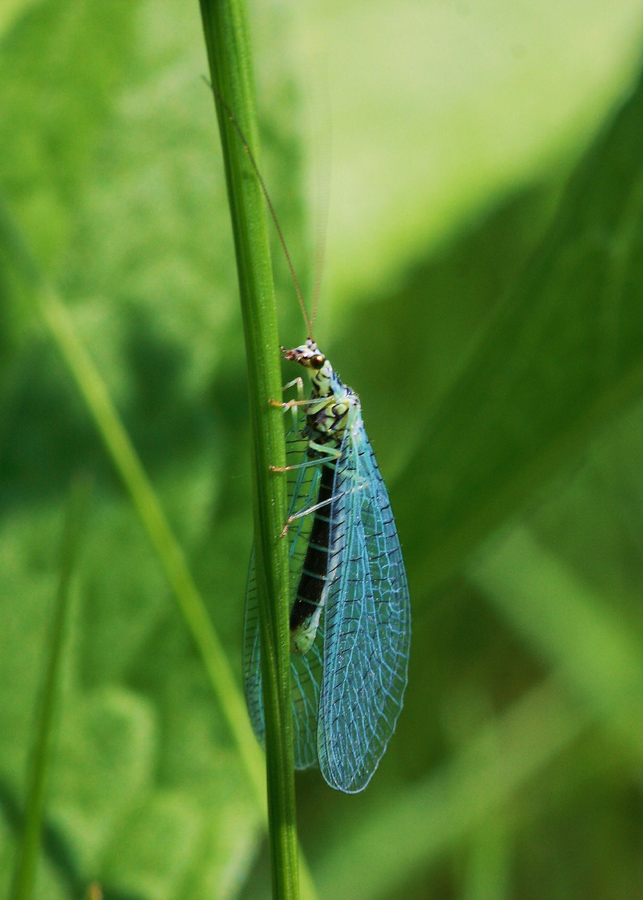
[
  {"left": 40, "top": 288, "right": 266, "bottom": 804},
  {"left": 199, "top": 3, "right": 298, "bottom": 900},
  {"left": 10, "top": 477, "right": 89, "bottom": 900},
  {"left": 0, "top": 193, "right": 317, "bottom": 897}
]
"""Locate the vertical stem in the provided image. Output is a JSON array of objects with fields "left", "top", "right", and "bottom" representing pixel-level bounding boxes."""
[
  {"left": 198, "top": 2, "right": 299, "bottom": 899},
  {"left": 10, "top": 477, "right": 89, "bottom": 900}
]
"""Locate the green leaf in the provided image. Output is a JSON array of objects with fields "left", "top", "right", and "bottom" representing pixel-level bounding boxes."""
[
  {"left": 393, "top": 72, "right": 643, "bottom": 594},
  {"left": 0, "top": 0, "right": 137, "bottom": 270},
  {"left": 10, "top": 479, "right": 87, "bottom": 900},
  {"left": 471, "top": 525, "right": 643, "bottom": 756},
  {"left": 293, "top": 0, "right": 643, "bottom": 311},
  {"left": 314, "top": 681, "right": 586, "bottom": 900},
  {"left": 3, "top": 0, "right": 643, "bottom": 898}
]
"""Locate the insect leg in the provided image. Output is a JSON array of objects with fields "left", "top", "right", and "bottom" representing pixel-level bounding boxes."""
[
  {"left": 282, "top": 376, "right": 305, "bottom": 396},
  {"left": 268, "top": 381, "right": 319, "bottom": 430},
  {"left": 280, "top": 462, "right": 365, "bottom": 537},
  {"left": 268, "top": 376, "right": 304, "bottom": 409},
  {"left": 281, "top": 485, "right": 347, "bottom": 537},
  {"left": 284, "top": 475, "right": 367, "bottom": 525},
  {"left": 269, "top": 397, "right": 318, "bottom": 409},
  {"left": 270, "top": 449, "right": 339, "bottom": 474}
]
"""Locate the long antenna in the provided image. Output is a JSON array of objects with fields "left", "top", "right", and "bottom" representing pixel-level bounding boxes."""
[
  {"left": 206, "top": 80, "right": 313, "bottom": 339},
  {"left": 310, "top": 186, "right": 328, "bottom": 338},
  {"left": 309, "top": 64, "right": 332, "bottom": 336},
  {"left": 310, "top": 121, "right": 331, "bottom": 337}
]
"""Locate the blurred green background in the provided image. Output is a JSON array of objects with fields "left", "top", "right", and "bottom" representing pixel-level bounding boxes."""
[{"left": 3, "top": 0, "right": 643, "bottom": 898}]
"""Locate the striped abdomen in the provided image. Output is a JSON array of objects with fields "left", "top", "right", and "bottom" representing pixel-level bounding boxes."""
[{"left": 289, "top": 461, "right": 335, "bottom": 655}]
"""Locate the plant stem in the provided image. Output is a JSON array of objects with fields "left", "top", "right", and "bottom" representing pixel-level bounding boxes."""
[
  {"left": 0, "top": 187, "right": 317, "bottom": 897},
  {"left": 10, "top": 477, "right": 89, "bottom": 900},
  {"left": 198, "top": 2, "right": 298, "bottom": 899}
]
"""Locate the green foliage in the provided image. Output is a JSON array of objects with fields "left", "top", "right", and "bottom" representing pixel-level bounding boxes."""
[
  {"left": 10, "top": 478, "right": 88, "bottom": 900},
  {"left": 2, "top": 0, "right": 643, "bottom": 899}
]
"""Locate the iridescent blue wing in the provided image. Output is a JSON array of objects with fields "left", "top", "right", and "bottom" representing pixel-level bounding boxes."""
[
  {"left": 317, "top": 410, "right": 411, "bottom": 792},
  {"left": 243, "top": 417, "right": 325, "bottom": 769}
]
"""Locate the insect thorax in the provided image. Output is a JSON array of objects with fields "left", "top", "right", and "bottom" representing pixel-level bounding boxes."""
[{"left": 306, "top": 382, "right": 358, "bottom": 453}]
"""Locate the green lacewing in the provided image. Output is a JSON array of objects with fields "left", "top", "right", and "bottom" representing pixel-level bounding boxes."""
[{"left": 216, "top": 90, "right": 411, "bottom": 791}]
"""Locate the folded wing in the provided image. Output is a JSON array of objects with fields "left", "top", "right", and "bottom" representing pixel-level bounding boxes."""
[{"left": 318, "top": 414, "right": 411, "bottom": 792}]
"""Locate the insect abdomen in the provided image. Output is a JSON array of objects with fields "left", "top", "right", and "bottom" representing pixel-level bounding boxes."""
[{"left": 289, "top": 461, "right": 335, "bottom": 654}]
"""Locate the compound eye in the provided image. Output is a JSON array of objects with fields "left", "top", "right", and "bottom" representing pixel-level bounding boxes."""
[{"left": 310, "top": 354, "right": 325, "bottom": 370}]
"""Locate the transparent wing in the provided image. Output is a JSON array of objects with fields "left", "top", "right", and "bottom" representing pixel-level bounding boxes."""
[
  {"left": 317, "top": 412, "right": 411, "bottom": 792},
  {"left": 243, "top": 416, "right": 325, "bottom": 769}
]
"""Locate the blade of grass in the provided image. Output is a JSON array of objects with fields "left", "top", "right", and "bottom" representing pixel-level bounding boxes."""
[
  {"left": 39, "top": 285, "right": 267, "bottom": 801},
  {"left": 0, "top": 188, "right": 265, "bottom": 830},
  {"left": 395, "top": 73, "right": 643, "bottom": 596},
  {"left": 10, "top": 476, "right": 90, "bottom": 900},
  {"left": 314, "top": 679, "right": 587, "bottom": 900},
  {"left": 461, "top": 817, "right": 511, "bottom": 900},
  {"left": 198, "top": 1, "right": 299, "bottom": 898},
  {"left": 471, "top": 524, "right": 643, "bottom": 759},
  {"left": 0, "top": 189, "right": 317, "bottom": 899}
]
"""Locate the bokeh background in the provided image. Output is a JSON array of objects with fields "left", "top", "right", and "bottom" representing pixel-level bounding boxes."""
[{"left": 3, "top": 0, "right": 643, "bottom": 898}]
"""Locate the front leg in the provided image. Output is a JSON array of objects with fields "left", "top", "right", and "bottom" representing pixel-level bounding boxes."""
[
  {"left": 268, "top": 375, "right": 305, "bottom": 408},
  {"left": 270, "top": 445, "right": 340, "bottom": 474}
]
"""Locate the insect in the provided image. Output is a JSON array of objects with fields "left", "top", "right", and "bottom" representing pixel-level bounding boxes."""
[
  {"left": 244, "top": 336, "right": 411, "bottom": 791},
  {"left": 217, "top": 91, "right": 411, "bottom": 791}
]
